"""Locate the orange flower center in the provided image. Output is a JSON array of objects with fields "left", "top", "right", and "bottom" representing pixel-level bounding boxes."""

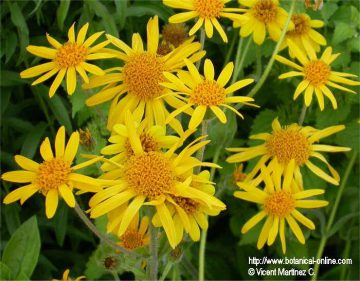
[
  {"left": 125, "top": 152, "right": 174, "bottom": 198},
  {"left": 233, "top": 164, "right": 247, "bottom": 183},
  {"left": 172, "top": 196, "right": 199, "bottom": 214},
  {"left": 125, "top": 133, "right": 159, "bottom": 157},
  {"left": 121, "top": 230, "right": 144, "bottom": 249},
  {"left": 265, "top": 126, "right": 311, "bottom": 165},
  {"left": 252, "top": 0, "right": 278, "bottom": 24},
  {"left": 35, "top": 159, "right": 71, "bottom": 193},
  {"left": 287, "top": 14, "right": 311, "bottom": 37},
  {"left": 162, "top": 23, "right": 188, "bottom": 47},
  {"left": 190, "top": 80, "right": 225, "bottom": 106},
  {"left": 54, "top": 42, "right": 87, "bottom": 68},
  {"left": 194, "top": 0, "right": 224, "bottom": 18},
  {"left": 123, "top": 52, "right": 165, "bottom": 100},
  {"left": 264, "top": 191, "right": 295, "bottom": 217},
  {"left": 304, "top": 60, "right": 330, "bottom": 87}
]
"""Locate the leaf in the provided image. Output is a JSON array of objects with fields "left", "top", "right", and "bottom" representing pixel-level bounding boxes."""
[
  {"left": 5, "top": 32, "right": 17, "bottom": 63},
  {"left": 56, "top": 0, "right": 71, "bottom": 31},
  {"left": 249, "top": 109, "right": 278, "bottom": 142},
  {"left": 0, "top": 262, "right": 12, "bottom": 280},
  {"left": 114, "top": 0, "right": 127, "bottom": 30},
  {"left": 3, "top": 204, "right": 21, "bottom": 235},
  {"left": 46, "top": 93, "right": 73, "bottom": 134},
  {"left": 2, "top": 216, "right": 41, "bottom": 279},
  {"left": 327, "top": 212, "right": 360, "bottom": 238},
  {"left": 126, "top": 1, "right": 173, "bottom": 21},
  {"left": 86, "top": 0, "right": 118, "bottom": 36},
  {"left": 335, "top": 121, "right": 359, "bottom": 152},
  {"left": 53, "top": 200, "right": 68, "bottom": 247},
  {"left": 20, "top": 122, "right": 47, "bottom": 159},
  {"left": 208, "top": 110, "right": 237, "bottom": 149},
  {"left": 69, "top": 86, "right": 87, "bottom": 118},
  {"left": 320, "top": 3, "right": 338, "bottom": 22},
  {"left": 0, "top": 70, "right": 27, "bottom": 87},
  {"left": 315, "top": 98, "right": 351, "bottom": 128},
  {"left": 332, "top": 22, "right": 356, "bottom": 45}
]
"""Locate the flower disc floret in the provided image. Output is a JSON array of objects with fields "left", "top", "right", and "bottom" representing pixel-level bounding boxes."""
[
  {"left": 54, "top": 43, "right": 87, "bottom": 68},
  {"left": 266, "top": 127, "right": 311, "bottom": 165},
  {"left": 194, "top": 0, "right": 224, "bottom": 18},
  {"left": 303, "top": 60, "right": 330, "bottom": 87},
  {"left": 36, "top": 159, "right": 71, "bottom": 194},
  {"left": 123, "top": 52, "right": 165, "bottom": 100},
  {"left": 173, "top": 196, "right": 199, "bottom": 214},
  {"left": 252, "top": 0, "right": 278, "bottom": 24},
  {"left": 190, "top": 80, "right": 226, "bottom": 106},
  {"left": 121, "top": 230, "right": 144, "bottom": 249},
  {"left": 264, "top": 191, "right": 295, "bottom": 217},
  {"left": 125, "top": 152, "right": 174, "bottom": 198}
]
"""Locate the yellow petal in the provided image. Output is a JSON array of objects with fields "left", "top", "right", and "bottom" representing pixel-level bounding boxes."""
[
  {"left": 241, "top": 210, "right": 267, "bottom": 233},
  {"left": 68, "top": 23, "right": 76, "bottom": 43},
  {"left": 55, "top": 126, "right": 66, "bottom": 158},
  {"left": 40, "top": 137, "right": 54, "bottom": 160},
  {"left": 189, "top": 105, "right": 207, "bottom": 129},
  {"left": 66, "top": 66, "right": 77, "bottom": 95},
  {"left": 45, "top": 189, "right": 59, "bottom": 218},
  {"left": 217, "top": 62, "right": 234, "bottom": 87},
  {"left": 58, "top": 184, "right": 75, "bottom": 207},
  {"left": 204, "top": 59, "right": 214, "bottom": 80},
  {"left": 118, "top": 195, "right": 145, "bottom": 236},
  {"left": 156, "top": 203, "right": 177, "bottom": 248},
  {"left": 189, "top": 18, "right": 204, "bottom": 36},
  {"left": 14, "top": 155, "right": 39, "bottom": 172},
  {"left": 26, "top": 45, "right": 57, "bottom": 59},
  {"left": 49, "top": 68, "right": 66, "bottom": 97},
  {"left": 286, "top": 215, "right": 305, "bottom": 244},
  {"left": 3, "top": 184, "right": 38, "bottom": 204},
  {"left": 147, "top": 16, "right": 159, "bottom": 53},
  {"left": 20, "top": 62, "right": 57, "bottom": 78},
  {"left": 64, "top": 131, "right": 80, "bottom": 162},
  {"left": 77, "top": 23, "right": 89, "bottom": 44}
]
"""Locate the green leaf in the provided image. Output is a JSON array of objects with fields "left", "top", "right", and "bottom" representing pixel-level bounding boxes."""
[
  {"left": 53, "top": 201, "right": 68, "bottom": 247},
  {"left": 332, "top": 22, "right": 356, "bottom": 45},
  {"left": 327, "top": 212, "right": 360, "bottom": 238},
  {"left": 3, "top": 204, "right": 21, "bottom": 235},
  {"left": 208, "top": 110, "right": 237, "bottom": 150},
  {"left": 315, "top": 99, "right": 351, "bottom": 128},
  {"left": 0, "top": 70, "right": 27, "bottom": 87},
  {"left": 320, "top": 3, "right": 338, "bottom": 22},
  {"left": 56, "top": 0, "right": 71, "bottom": 31},
  {"left": 114, "top": 0, "right": 127, "bottom": 30},
  {"left": 126, "top": 1, "right": 173, "bottom": 21},
  {"left": 0, "top": 261, "right": 12, "bottom": 280},
  {"left": 249, "top": 109, "right": 278, "bottom": 142},
  {"left": 2, "top": 216, "right": 41, "bottom": 279},
  {"left": 69, "top": 86, "right": 87, "bottom": 118},
  {"left": 335, "top": 121, "right": 359, "bottom": 152},
  {"left": 46, "top": 94, "right": 73, "bottom": 134},
  {"left": 5, "top": 32, "right": 17, "bottom": 63},
  {"left": 86, "top": 0, "right": 118, "bottom": 36},
  {"left": 20, "top": 122, "right": 47, "bottom": 159}
]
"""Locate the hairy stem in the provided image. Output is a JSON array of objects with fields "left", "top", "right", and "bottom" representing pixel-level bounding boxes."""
[
  {"left": 149, "top": 217, "right": 159, "bottom": 281},
  {"left": 311, "top": 152, "right": 358, "bottom": 281},
  {"left": 74, "top": 202, "right": 138, "bottom": 257},
  {"left": 223, "top": 32, "right": 238, "bottom": 67},
  {"left": 298, "top": 104, "right": 307, "bottom": 125},
  {"left": 196, "top": 28, "right": 206, "bottom": 69},
  {"left": 232, "top": 37, "right": 252, "bottom": 84},
  {"left": 159, "top": 262, "right": 173, "bottom": 281}
]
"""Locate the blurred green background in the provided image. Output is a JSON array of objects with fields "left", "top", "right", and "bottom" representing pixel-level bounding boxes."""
[{"left": 0, "top": 0, "right": 359, "bottom": 280}]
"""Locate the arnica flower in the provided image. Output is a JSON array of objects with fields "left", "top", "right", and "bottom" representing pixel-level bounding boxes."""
[
  {"left": 84, "top": 16, "right": 205, "bottom": 134},
  {"left": 163, "top": 0, "right": 246, "bottom": 43},
  {"left": 2, "top": 126, "right": 102, "bottom": 218},
  {"left": 100, "top": 121, "right": 179, "bottom": 174},
  {"left": 110, "top": 213, "right": 150, "bottom": 250},
  {"left": 52, "top": 269, "right": 85, "bottom": 281},
  {"left": 158, "top": 23, "right": 190, "bottom": 56},
  {"left": 153, "top": 170, "right": 224, "bottom": 244},
  {"left": 20, "top": 23, "right": 113, "bottom": 97},
  {"left": 235, "top": 166, "right": 328, "bottom": 253},
  {"left": 276, "top": 41, "right": 360, "bottom": 110},
  {"left": 233, "top": 0, "right": 294, "bottom": 45},
  {"left": 227, "top": 118, "right": 351, "bottom": 186},
  {"left": 280, "top": 13, "right": 326, "bottom": 57},
  {"left": 88, "top": 112, "right": 224, "bottom": 248},
  {"left": 162, "top": 58, "right": 256, "bottom": 129}
]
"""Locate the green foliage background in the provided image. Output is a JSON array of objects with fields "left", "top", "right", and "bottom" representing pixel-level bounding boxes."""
[{"left": 0, "top": 0, "right": 359, "bottom": 280}]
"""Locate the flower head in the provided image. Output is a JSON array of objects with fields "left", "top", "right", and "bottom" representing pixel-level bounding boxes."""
[
  {"left": 227, "top": 118, "right": 351, "bottom": 186},
  {"left": 52, "top": 269, "right": 85, "bottom": 281},
  {"left": 20, "top": 23, "right": 113, "bottom": 97},
  {"left": 162, "top": 58, "right": 256, "bottom": 129},
  {"left": 234, "top": 0, "right": 294, "bottom": 45},
  {"left": 163, "top": 0, "right": 246, "bottom": 43},
  {"left": 2, "top": 127, "right": 102, "bottom": 218},
  {"left": 84, "top": 16, "right": 205, "bottom": 134},
  {"left": 235, "top": 166, "right": 328, "bottom": 253},
  {"left": 88, "top": 112, "right": 224, "bottom": 248},
  {"left": 276, "top": 41, "right": 360, "bottom": 110},
  {"left": 281, "top": 13, "right": 326, "bottom": 56}
]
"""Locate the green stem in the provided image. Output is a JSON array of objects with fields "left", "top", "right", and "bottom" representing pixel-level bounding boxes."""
[
  {"left": 223, "top": 32, "right": 238, "bottom": 67},
  {"left": 196, "top": 28, "right": 206, "bottom": 69},
  {"left": 149, "top": 218, "right": 159, "bottom": 281},
  {"left": 198, "top": 226, "right": 208, "bottom": 281},
  {"left": 210, "top": 147, "right": 222, "bottom": 181},
  {"left": 73, "top": 203, "right": 139, "bottom": 257},
  {"left": 112, "top": 271, "right": 121, "bottom": 281},
  {"left": 311, "top": 152, "right": 358, "bottom": 281},
  {"left": 36, "top": 93, "right": 55, "bottom": 136},
  {"left": 255, "top": 45, "right": 262, "bottom": 80},
  {"left": 195, "top": 120, "right": 209, "bottom": 173},
  {"left": 231, "top": 37, "right": 243, "bottom": 83},
  {"left": 159, "top": 262, "right": 173, "bottom": 281},
  {"left": 232, "top": 37, "right": 252, "bottom": 84},
  {"left": 298, "top": 104, "right": 307, "bottom": 125},
  {"left": 241, "top": 0, "right": 296, "bottom": 106},
  {"left": 340, "top": 238, "right": 351, "bottom": 281}
]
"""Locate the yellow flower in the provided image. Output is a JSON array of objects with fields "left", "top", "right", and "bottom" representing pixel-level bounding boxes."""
[
  {"left": 281, "top": 13, "right": 326, "bottom": 56},
  {"left": 20, "top": 23, "right": 113, "bottom": 97},
  {"left": 2, "top": 127, "right": 102, "bottom": 218},
  {"left": 52, "top": 269, "right": 85, "bottom": 281},
  {"left": 162, "top": 58, "right": 256, "bottom": 129},
  {"left": 227, "top": 118, "right": 350, "bottom": 186},
  {"left": 276, "top": 41, "right": 360, "bottom": 110},
  {"left": 235, "top": 166, "right": 328, "bottom": 253},
  {"left": 109, "top": 212, "right": 150, "bottom": 250},
  {"left": 234, "top": 0, "right": 294, "bottom": 45},
  {"left": 163, "top": 0, "right": 246, "bottom": 43},
  {"left": 88, "top": 112, "right": 224, "bottom": 248},
  {"left": 84, "top": 16, "right": 205, "bottom": 134},
  {"left": 152, "top": 170, "right": 224, "bottom": 245}
]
